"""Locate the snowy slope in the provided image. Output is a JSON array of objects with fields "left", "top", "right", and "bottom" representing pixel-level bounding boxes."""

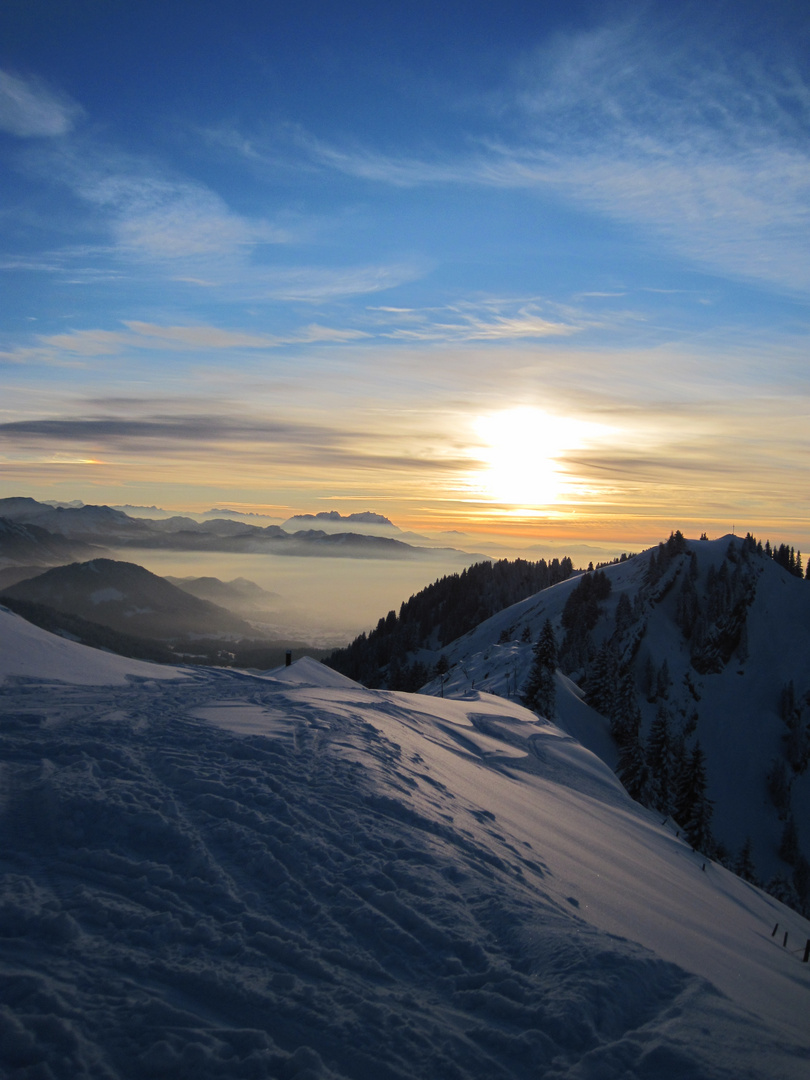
[
  {"left": 423, "top": 536, "right": 810, "bottom": 890},
  {"left": 1, "top": 615, "right": 809, "bottom": 1078},
  {"left": 0, "top": 605, "right": 188, "bottom": 685}
]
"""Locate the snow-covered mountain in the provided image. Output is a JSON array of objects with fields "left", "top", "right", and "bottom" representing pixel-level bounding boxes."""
[
  {"left": 1, "top": 602, "right": 809, "bottom": 1078},
  {"left": 414, "top": 533, "right": 810, "bottom": 909}
]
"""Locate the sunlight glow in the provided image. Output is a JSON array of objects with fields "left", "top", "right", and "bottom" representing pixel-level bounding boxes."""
[{"left": 471, "top": 407, "right": 601, "bottom": 509}]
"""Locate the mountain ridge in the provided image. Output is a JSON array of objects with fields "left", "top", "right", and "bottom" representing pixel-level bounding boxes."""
[{"left": 1, "top": 558, "right": 255, "bottom": 641}]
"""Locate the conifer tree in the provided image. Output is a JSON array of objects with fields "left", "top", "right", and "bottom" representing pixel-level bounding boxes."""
[
  {"left": 614, "top": 591, "right": 633, "bottom": 634},
  {"left": 647, "top": 703, "right": 676, "bottom": 815},
  {"left": 675, "top": 740, "right": 713, "bottom": 853},
  {"left": 734, "top": 836, "right": 757, "bottom": 883},
  {"left": 609, "top": 667, "right": 640, "bottom": 747},
  {"left": 655, "top": 658, "right": 671, "bottom": 700},
  {"left": 617, "top": 732, "right": 651, "bottom": 805},
  {"left": 767, "top": 757, "right": 792, "bottom": 818},
  {"left": 523, "top": 619, "right": 558, "bottom": 718},
  {"left": 586, "top": 639, "right": 618, "bottom": 716},
  {"left": 779, "top": 815, "right": 800, "bottom": 866}
]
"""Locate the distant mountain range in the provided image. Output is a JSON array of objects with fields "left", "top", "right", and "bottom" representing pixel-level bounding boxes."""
[
  {"left": 163, "top": 574, "right": 281, "bottom": 618},
  {"left": 0, "top": 516, "right": 100, "bottom": 588},
  {"left": 0, "top": 496, "right": 475, "bottom": 560},
  {"left": 283, "top": 510, "right": 396, "bottom": 528}
]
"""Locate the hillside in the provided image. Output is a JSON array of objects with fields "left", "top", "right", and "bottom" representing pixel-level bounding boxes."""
[
  {"left": 1, "top": 558, "right": 255, "bottom": 642},
  {"left": 0, "top": 516, "right": 102, "bottom": 579},
  {"left": 327, "top": 556, "right": 576, "bottom": 689},
  {"left": 0, "top": 606, "right": 809, "bottom": 1078},
  {"left": 164, "top": 574, "right": 282, "bottom": 617},
  {"left": 414, "top": 534, "right": 810, "bottom": 912}
]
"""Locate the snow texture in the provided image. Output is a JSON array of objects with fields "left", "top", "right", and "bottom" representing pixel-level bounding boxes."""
[{"left": 1, "top": 606, "right": 809, "bottom": 1079}]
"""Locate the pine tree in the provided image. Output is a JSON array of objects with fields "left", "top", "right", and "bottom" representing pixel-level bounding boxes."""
[
  {"left": 647, "top": 703, "right": 676, "bottom": 815},
  {"left": 523, "top": 619, "right": 558, "bottom": 718},
  {"left": 586, "top": 639, "right": 618, "bottom": 716},
  {"left": 675, "top": 741, "right": 714, "bottom": 854},
  {"left": 734, "top": 836, "right": 757, "bottom": 883},
  {"left": 609, "top": 667, "right": 640, "bottom": 747},
  {"left": 642, "top": 654, "right": 656, "bottom": 702},
  {"left": 617, "top": 733, "right": 651, "bottom": 805},
  {"left": 655, "top": 658, "right": 671, "bottom": 700},
  {"left": 766, "top": 757, "right": 792, "bottom": 818},
  {"left": 614, "top": 591, "right": 633, "bottom": 634},
  {"left": 779, "top": 815, "right": 800, "bottom": 866}
]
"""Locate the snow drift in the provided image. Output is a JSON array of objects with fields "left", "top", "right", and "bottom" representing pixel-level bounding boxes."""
[{"left": 1, "top": 606, "right": 809, "bottom": 1079}]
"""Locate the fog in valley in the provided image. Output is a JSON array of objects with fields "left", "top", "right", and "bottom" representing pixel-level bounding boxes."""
[{"left": 118, "top": 547, "right": 481, "bottom": 647}]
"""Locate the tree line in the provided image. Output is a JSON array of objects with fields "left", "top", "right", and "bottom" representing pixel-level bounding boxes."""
[{"left": 326, "top": 556, "right": 575, "bottom": 689}]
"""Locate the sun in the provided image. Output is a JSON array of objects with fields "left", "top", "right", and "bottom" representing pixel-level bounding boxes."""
[{"left": 471, "top": 407, "right": 592, "bottom": 509}]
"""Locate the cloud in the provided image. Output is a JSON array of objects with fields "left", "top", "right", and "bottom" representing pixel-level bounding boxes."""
[
  {"left": 1, "top": 320, "right": 369, "bottom": 364},
  {"left": 292, "top": 18, "right": 810, "bottom": 293},
  {"left": 259, "top": 262, "right": 426, "bottom": 301},
  {"left": 121, "top": 321, "right": 369, "bottom": 347},
  {"left": 295, "top": 324, "right": 370, "bottom": 343},
  {"left": 0, "top": 414, "right": 331, "bottom": 446},
  {"left": 0, "top": 69, "right": 82, "bottom": 137},
  {"left": 71, "top": 165, "right": 289, "bottom": 261},
  {"left": 380, "top": 303, "right": 578, "bottom": 343},
  {"left": 122, "top": 323, "right": 281, "bottom": 350},
  {"left": 12, "top": 135, "right": 291, "bottom": 267},
  {"left": 0, "top": 408, "right": 474, "bottom": 481}
]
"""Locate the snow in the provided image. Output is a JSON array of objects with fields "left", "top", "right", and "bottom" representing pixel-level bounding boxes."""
[
  {"left": 1, "top": 607, "right": 809, "bottom": 1078},
  {"left": 0, "top": 605, "right": 188, "bottom": 686},
  {"left": 423, "top": 536, "right": 810, "bottom": 886}
]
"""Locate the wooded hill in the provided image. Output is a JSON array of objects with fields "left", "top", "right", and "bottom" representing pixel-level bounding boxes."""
[{"left": 327, "top": 556, "right": 576, "bottom": 689}]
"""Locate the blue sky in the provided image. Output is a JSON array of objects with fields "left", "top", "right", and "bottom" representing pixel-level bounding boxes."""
[{"left": 1, "top": 0, "right": 809, "bottom": 549}]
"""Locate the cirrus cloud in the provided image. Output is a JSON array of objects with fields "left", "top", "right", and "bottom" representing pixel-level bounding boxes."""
[{"left": 0, "top": 69, "right": 82, "bottom": 137}]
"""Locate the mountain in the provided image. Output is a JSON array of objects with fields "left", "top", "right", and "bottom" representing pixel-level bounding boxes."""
[
  {"left": 0, "top": 606, "right": 808, "bottom": 1079},
  {"left": 0, "top": 497, "right": 477, "bottom": 561},
  {"left": 0, "top": 498, "right": 154, "bottom": 542},
  {"left": 0, "top": 515, "right": 103, "bottom": 573},
  {"left": 1, "top": 558, "right": 255, "bottom": 641},
  {"left": 283, "top": 510, "right": 398, "bottom": 532},
  {"left": 328, "top": 556, "right": 577, "bottom": 689},
  {"left": 392, "top": 532, "right": 809, "bottom": 913},
  {"left": 164, "top": 574, "right": 281, "bottom": 616}
]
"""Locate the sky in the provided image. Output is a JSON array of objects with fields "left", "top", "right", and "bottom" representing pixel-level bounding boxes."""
[{"left": 1, "top": 0, "right": 809, "bottom": 553}]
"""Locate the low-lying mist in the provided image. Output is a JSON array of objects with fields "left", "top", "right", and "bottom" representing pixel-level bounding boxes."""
[{"left": 120, "top": 548, "right": 482, "bottom": 648}]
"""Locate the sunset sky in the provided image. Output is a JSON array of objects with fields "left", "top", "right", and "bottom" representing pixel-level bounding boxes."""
[{"left": 1, "top": 0, "right": 809, "bottom": 552}]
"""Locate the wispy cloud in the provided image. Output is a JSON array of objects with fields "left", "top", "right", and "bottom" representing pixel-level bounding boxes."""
[
  {"left": 258, "top": 262, "right": 426, "bottom": 302},
  {"left": 373, "top": 300, "right": 579, "bottom": 343},
  {"left": 10, "top": 128, "right": 426, "bottom": 298},
  {"left": 0, "top": 406, "right": 474, "bottom": 481},
  {"left": 288, "top": 18, "right": 810, "bottom": 293},
  {"left": 0, "top": 319, "right": 371, "bottom": 365},
  {"left": 0, "top": 414, "right": 332, "bottom": 447},
  {"left": 0, "top": 69, "right": 82, "bottom": 137},
  {"left": 67, "top": 159, "right": 290, "bottom": 262}
]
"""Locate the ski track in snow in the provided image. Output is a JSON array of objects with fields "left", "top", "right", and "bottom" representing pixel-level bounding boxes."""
[{"left": 1, "top": 619, "right": 810, "bottom": 1078}]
